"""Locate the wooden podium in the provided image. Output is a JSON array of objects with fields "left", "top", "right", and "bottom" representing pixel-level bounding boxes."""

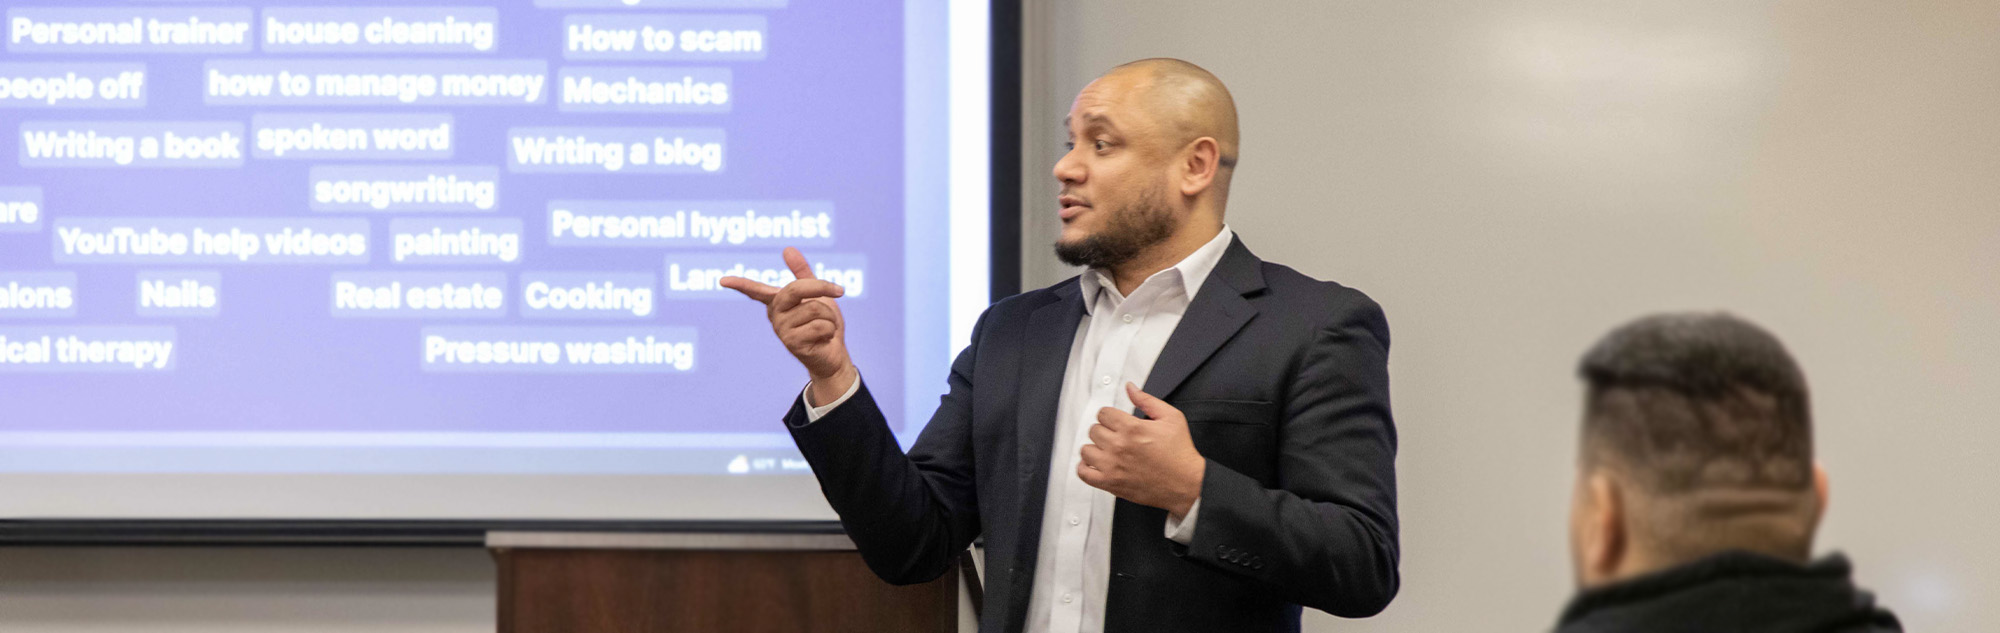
[{"left": 488, "top": 531, "right": 960, "bottom": 633}]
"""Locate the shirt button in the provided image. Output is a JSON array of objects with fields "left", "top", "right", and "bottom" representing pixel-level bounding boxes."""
[
  {"left": 1121, "top": 314, "right": 1133, "bottom": 323},
  {"left": 1062, "top": 592, "right": 1074, "bottom": 604},
  {"left": 1099, "top": 375, "right": 1112, "bottom": 386},
  {"left": 1069, "top": 515, "right": 1080, "bottom": 526}
]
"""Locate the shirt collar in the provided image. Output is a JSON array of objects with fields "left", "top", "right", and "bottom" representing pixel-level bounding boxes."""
[{"left": 1078, "top": 225, "right": 1235, "bottom": 314}]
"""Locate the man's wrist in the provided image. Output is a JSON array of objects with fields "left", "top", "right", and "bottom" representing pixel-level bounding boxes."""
[
  {"left": 1169, "top": 457, "right": 1207, "bottom": 518},
  {"left": 805, "top": 364, "right": 859, "bottom": 407}
]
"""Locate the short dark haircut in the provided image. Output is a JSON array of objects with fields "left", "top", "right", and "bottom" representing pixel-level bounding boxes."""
[{"left": 1578, "top": 313, "right": 1818, "bottom": 560}]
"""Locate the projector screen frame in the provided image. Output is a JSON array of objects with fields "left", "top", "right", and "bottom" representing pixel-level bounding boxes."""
[
  {"left": 0, "top": 519, "right": 851, "bottom": 547},
  {"left": 0, "top": 0, "right": 1024, "bottom": 548}
]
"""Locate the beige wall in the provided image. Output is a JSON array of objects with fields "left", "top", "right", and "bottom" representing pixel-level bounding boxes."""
[{"left": 1021, "top": 0, "right": 1999, "bottom": 630}]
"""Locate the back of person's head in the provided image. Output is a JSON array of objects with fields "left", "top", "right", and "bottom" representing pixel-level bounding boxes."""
[{"left": 1568, "top": 312, "right": 1829, "bottom": 587}]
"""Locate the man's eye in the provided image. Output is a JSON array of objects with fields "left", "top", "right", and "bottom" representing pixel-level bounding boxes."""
[
  {"left": 1094, "top": 140, "right": 1110, "bottom": 151},
  {"left": 1064, "top": 141, "right": 1076, "bottom": 151}
]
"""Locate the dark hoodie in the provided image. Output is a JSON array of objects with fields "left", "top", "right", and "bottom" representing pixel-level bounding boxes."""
[{"left": 1556, "top": 551, "right": 1902, "bottom": 633}]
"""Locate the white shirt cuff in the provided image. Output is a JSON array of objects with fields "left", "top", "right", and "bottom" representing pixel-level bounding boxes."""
[
  {"left": 1164, "top": 497, "right": 1201, "bottom": 544},
  {"left": 801, "top": 375, "right": 861, "bottom": 423}
]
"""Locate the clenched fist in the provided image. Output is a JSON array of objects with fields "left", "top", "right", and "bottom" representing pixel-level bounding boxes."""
[{"left": 1078, "top": 383, "right": 1207, "bottom": 518}]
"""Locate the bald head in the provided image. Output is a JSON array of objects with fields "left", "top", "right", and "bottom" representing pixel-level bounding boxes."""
[{"left": 1100, "top": 58, "right": 1240, "bottom": 171}]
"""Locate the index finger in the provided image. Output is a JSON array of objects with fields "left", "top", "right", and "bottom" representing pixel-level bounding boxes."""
[
  {"left": 718, "top": 276, "right": 780, "bottom": 305},
  {"left": 1096, "top": 406, "right": 1137, "bottom": 431},
  {"left": 783, "top": 247, "right": 816, "bottom": 281}
]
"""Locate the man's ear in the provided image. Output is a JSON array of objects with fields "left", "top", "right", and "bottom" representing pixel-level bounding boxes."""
[
  {"left": 1582, "top": 471, "right": 1627, "bottom": 586},
  {"left": 1178, "top": 137, "right": 1221, "bottom": 198},
  {"left": 1812, "top": 461, "right": 1830, "bottom": 525}
]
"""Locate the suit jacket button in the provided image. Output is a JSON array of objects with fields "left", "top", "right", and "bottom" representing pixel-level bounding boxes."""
[{"left": 1216, "top": 545, "right": 1230, "bottom": 557}]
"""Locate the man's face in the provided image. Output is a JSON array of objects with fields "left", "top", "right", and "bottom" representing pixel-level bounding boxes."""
[{"left": 1052, "top": 73, "right": 1180, "bottom": 269}]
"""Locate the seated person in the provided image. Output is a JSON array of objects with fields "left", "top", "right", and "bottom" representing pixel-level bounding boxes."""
[{"left": 1557, "top": 313, "right": 1902, "bottom": 633}]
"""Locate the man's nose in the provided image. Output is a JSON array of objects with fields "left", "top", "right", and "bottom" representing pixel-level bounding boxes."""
[{"left": 1053, "top": 151, "right": 1084, "bottom": 185}]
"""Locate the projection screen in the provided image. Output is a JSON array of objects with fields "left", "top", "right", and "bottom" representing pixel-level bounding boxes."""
[{"left": 0, "top": 0, "right": 998, "bottom": 525}]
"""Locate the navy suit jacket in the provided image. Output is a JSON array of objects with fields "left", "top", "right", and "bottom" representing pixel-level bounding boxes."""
[{"left": 783, "top": 237, "right": 1400, "bottom": 632}]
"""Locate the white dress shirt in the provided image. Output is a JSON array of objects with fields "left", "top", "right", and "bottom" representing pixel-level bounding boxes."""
[{"left": 805, "top": 225, "right": 1236, "bottom": 633}]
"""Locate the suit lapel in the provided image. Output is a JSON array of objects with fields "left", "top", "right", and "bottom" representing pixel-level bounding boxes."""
[
  {"left": 1140, "top": 237, "right": 1267, "bottom": 401},
  {"left": 1010, "top": 278, "right": 1084, "bottom": 610},
  {"left": 1016, "top": 280, "right": 1084, "bottom": 486}
]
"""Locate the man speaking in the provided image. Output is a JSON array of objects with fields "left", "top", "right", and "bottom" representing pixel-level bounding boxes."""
[{"left": 721, "top": 59, "right": 1399, "bottom": 632}]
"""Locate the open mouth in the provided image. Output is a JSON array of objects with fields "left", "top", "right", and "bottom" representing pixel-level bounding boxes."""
[{"left": 1059, "top": 195, "right": 1089, "bottom": 220}]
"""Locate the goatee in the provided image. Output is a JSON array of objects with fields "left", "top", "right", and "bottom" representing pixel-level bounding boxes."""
[{"left": 1054, "top": 186, "right": 1177, "bottom": 270}]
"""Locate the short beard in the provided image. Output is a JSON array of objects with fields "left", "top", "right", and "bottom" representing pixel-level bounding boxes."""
[{"left": 1053, "top": 185, "right": 1178, "bottom": 270}]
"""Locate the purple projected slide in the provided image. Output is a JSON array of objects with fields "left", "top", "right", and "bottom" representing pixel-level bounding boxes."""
[{"left": 0, "top": 1, "right": 952, "bottom": 475}]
